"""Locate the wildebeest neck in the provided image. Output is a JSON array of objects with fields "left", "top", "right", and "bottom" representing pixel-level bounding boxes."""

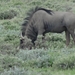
[{"left": 25, "top": 22, "right": 37, "bottom": 42}]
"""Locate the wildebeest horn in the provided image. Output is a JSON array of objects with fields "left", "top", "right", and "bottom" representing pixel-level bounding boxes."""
[{"left": 20, "top": 34, "right": 24, "bottom": 39}]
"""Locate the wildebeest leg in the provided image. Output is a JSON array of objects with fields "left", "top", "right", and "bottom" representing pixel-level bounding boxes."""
[
  {"left": 35, "top": 24, "right": 45, "bottom": 48},
  {"left": 35, "top": 35, "right": 44, "bottom": 48},
  {"left": 67, "top": 27, "right": 75, "bottom": 45},
  {"left": 65, "top": 30, "right": 70, "bottom": 46},
  {"left": 69, "top": 30, "right": 75, "bottom": 44},
  {"left": 36, "top": 22, "right": 45, "bottom": 40}
]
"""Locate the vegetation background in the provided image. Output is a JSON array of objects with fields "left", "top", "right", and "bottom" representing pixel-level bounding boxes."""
[{"left": 0, "top": 0, "right": 75, "bottom": 75}]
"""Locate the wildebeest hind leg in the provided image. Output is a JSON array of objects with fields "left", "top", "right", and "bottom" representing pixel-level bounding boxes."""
[
  {"left": 69, "top": 30, "right": 75, "bottom": 44},
  {"left": 65, "top": 30, "right": 70, "bottom": 46},
  {"left": 67, "top": 27, "right": 75, "bottom": 45}
]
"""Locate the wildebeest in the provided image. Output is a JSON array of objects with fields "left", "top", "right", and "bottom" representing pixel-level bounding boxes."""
[{"left": 20, "top": 7, "right": 75, "bottom": 49}]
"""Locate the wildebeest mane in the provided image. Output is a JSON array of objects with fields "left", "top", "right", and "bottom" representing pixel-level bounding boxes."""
[{"left": 21, "top": 6, "right": 53, "bottom": 36}]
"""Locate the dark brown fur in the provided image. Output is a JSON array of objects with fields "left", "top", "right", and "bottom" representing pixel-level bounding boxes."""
[{"left": 20, "top": 7, "right": 75, "bottom": 49}]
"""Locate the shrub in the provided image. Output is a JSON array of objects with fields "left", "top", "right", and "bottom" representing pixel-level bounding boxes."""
[
  {"left": 4, "top": 35, "right": 17, "bottom": 41},
  {"left": 53, "top": 52, "right": 75, "bottom": 70},
  {"left": 16, "top": 49, "right": 54, "bottom": 68},
  {"left": 0, "top": 0, "right": 10, "bottom": 2},
  {"left": 0, "top": 10, "right": 17, "bottom": 20},
  {"left": 0, "top": 55, "right": 24, "bottom": 73},
  {"left": 1, "top": 67, "right": 26, "bottom": 75},
  {"left": 16, "top": 49, "right": 48, "bottom": 60},
  {"left": 0, "top": 43, "right": 13, "bottom": 50},
  {"left": 1, "top": 66, "right": 52, "bottom": 75},
  {"left": 32, "top": 55, "right": 53, "bottom": 68}
]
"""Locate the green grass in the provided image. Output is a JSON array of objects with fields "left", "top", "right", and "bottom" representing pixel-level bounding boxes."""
[{"left": 0, "top": 0, "right": 75, "bottom": 75}]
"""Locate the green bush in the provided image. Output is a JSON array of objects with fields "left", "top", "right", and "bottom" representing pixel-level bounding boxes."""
[
  {"left": 53, "top": 52, "right": 75, "bottom": 70},
  {"left": 0, "top": 10, "right": 17, "bottom": 20},
  {"left": 0, "top": 55, "right": 24, "bottom": 73},
  {"left": 16, "top": 49, "right": 54, "bottom": 68},
  {"left": 1, "top": 67, "right": 26, "bottom": 75},
  {"left": 0, "top": 0, "right": 10, "bottom": 2},
  {"left": 32, "top": 55, "right": 53, "bottom": 68},
  {"left": 0, "top": 43, "right": 13, "bottom": 50},
  {"left": 4, "top": 35, "right": 17, "bottom": 41},
  {"left": 1, "top": 66, "right": 52, "bottom": 75},
  {"left": 16, "top": 49, "right": 48, "bottom": 60}
]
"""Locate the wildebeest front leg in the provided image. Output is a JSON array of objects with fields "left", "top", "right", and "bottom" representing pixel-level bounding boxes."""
[
  {"left": 35, "top": 26, "right": 45, "bottom": 48},
  {"left": 65, "top": 30, "right": 70, "bottom": 46},
  {"left": 35, "top": 35, "right": 44, "bottom": 48}
]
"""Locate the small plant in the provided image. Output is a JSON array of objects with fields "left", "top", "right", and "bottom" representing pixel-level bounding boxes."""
[
  {"left": 1, "top": 67, "right": 26, "bottom": 75},
  {"left": 32, "top": 55, "right": 53, "bottom": 68},
  {"left": 4, "top": 35, "right": 17, "bottom": 41},
  {"left": 0, "top": 10, "right": 17, "bottom": 20},
  {"left": 53, "top": 52, "right": 75, "bottom": 70},
  {"left": 16, "top": 49, "right": 54, "bottom": 68},
  {"left": 0, "top": 55, "right": 24, "bottom": 73}
]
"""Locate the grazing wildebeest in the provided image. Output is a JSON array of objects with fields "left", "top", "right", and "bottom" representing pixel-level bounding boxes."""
[{"left": 20, "top": 7, "right": 75, "bottom": 49}]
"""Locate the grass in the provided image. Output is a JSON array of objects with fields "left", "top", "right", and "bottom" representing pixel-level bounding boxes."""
[{"left": 0, "top": 0, "right": 75, "bottom": 75}]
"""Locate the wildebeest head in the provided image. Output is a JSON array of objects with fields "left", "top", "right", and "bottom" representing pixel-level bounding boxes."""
[{"left": 20, "top": 35, "right": 34, "bottom": 50}]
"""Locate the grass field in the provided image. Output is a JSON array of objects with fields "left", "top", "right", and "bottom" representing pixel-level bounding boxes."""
[{"left": 0, "top": 0, "right": 75, "bottom": 75}]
